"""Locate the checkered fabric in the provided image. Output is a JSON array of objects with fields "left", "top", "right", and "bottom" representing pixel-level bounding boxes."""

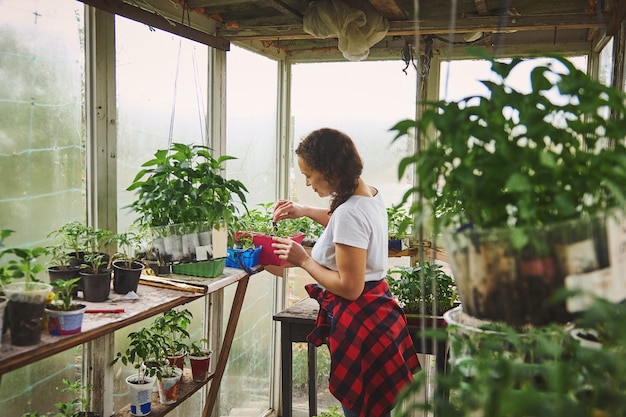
[{"left": 306, "top": 279, "right": 420, "bottom": 417}]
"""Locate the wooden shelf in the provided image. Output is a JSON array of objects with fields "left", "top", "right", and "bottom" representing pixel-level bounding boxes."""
[
  {"left": 0, "top": 267, "right": 255, "bottom": 417},
  {"left": 113, "top": 368, "right": 214, "bottom": 417}
]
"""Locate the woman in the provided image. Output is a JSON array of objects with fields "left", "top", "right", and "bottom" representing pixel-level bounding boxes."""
[{"left": 271, "top": 128, "right": 419, "bottom": 417}]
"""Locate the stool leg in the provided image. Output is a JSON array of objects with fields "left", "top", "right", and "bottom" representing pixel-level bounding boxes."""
[
  {"left": 307, "top": 342, "right": 317, "bottom": 417},
  {"left": 282, "top": 326, "right": 293, "bottom": 417}
]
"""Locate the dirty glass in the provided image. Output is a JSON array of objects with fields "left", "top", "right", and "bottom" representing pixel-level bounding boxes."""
[
  {"left": 0, "top": 1, "right": 85, "bottom": 415},
  {"left": 222, "top": 44, "right": 278, "bottom": 416},
  {"left": 0, "top": 0, "right": 86, "bottom": 244},
  {"left": 115, "top": 16, "right": 209, "bottom": 231}
]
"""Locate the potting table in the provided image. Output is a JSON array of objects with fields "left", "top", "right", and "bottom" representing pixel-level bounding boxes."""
[
  {"left": 0, "top": 266, "right": 258, "bottom": 417},
  {"left": 273, "top": 298, "right": 450, "bottom": 417}
]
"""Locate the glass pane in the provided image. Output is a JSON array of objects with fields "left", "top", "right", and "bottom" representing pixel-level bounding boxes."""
[
  {"left": 222, "top": 44, "right": 279, "bottom": 416},
  {"left": 226, "top": 45, "right": 278, "bottom": 207},
  {"left": 115, "top": 16, "right": 209, "bottom": 232},
  {"left": 290, "top": 61, "right": 416, "bottom": 210},
  {"left": 0, "top": 1, "right": 85, "bottom": 415},
  {"left": 0, "top": 0, "right": 86, "bottom": 245},
  {"left": 220, "top": 273, "right": 273, "bottom": 416}
]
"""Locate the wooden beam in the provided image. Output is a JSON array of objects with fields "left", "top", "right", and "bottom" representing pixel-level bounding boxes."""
[
  {"left": 218, "top": 13, "right": 609, "bottom": 41},
  {"left": 369, "top": 0, "right": 408, "bottom": 20},
  {"left": 77, "top": 0, "right": 230, "bottom": 50},
  {"left": 606, "top": 0, "right": 626, "bottom": 36},
  {"left": 269, "top": 0, "right": 304, "bottom": 21}
]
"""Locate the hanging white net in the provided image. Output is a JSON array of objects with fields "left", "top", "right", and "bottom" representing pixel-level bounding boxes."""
[{"left": 303, "top": 0, "right": 389, "bottom": 61}]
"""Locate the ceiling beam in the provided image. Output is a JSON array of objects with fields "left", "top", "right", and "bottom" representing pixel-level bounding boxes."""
[
  {"left": 78, "top": 0, "right": 230, "bottom": 50},
  {"left": 218, "top": 13, "right": 609, "bottom": 41},
  {"left": 269, "top": 0, "right": 304, "bottom": 21}
]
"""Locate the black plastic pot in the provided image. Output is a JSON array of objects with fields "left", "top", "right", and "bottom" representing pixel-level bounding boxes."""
[
  {"left": 48, "top": 266, "right": 81, "bottom": 297},
  {"left": 112, "top": 260, "right": 144, "bottom": 294},
  {"left": 80, "top": 269, "right": 112, "bottom": 302}
]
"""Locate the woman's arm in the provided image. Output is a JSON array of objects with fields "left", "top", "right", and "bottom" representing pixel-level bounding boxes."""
[
  {"left": 272, "top": 201, "right": 331, "bottom": 227},
  {"left": 273, "top": 238, "right": 366, "bottom": 300}
]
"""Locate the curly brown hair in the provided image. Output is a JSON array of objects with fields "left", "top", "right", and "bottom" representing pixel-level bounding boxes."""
[{"left": 295, "top": 128, "right": 363, "bottom": 213}]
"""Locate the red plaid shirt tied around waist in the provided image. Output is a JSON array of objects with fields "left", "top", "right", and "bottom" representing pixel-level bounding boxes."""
[{"left": 306, "top": 279, "right": 420, "bottom": 417}]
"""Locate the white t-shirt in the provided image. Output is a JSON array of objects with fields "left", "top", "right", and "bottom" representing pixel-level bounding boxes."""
[{"left": 311, "top": 192, "right": 388, "bottom": 282}]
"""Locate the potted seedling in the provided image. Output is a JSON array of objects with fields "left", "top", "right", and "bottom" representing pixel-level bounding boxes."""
[
  {"left": 111, "top": 327, "right": 165, "bottom": 416},
  {"left": 127, "top": 143, "right": 249, "bottom": 265},
  {"left": 149, "top": 309, "right": 192, "bottom": 405},
  {"left": 188, "top": 338, "right": 213, "bottom": 382},
  {"left": 387, "top": 261, "right": 457, "bottom": 354},
  {"left": 55, "top": 378, "right": 100, "bottom": 417},
  {"left": 108, "top": 227, "right": 147, "bottom": 294},
  {"left": 387, "top": 261, "right": 457, "bottom": 319},
  {"left": 47, "top": 221, "right": 90, "bottom": 268},
  {"left": 79, "top": 227, "right": 113, "bottom": 303},
  {"left": 232, "top": 203, "right": 306, "bottom": 266},
  {"left": 387, "top": 206, "right": 413, "bottom": 251},
  {"left": 390, "top": 53, "right": 626, "bottom": 325},
  {"left": 45, "top": 244, "right": 80, "bottom": 297},
  {"left": 1, "top": 241, "right": 52, "bottom": 346},
  {"left": 45, "top": 277, "right": 86, "bottom": 335}
]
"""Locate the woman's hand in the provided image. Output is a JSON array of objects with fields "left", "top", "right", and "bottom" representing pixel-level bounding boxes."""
[
  {"left": 272, "top": 200, "right": 305, "bottom": 222},
  {"left": 271, "top": 236, "right": 308, "bottom": 267}
]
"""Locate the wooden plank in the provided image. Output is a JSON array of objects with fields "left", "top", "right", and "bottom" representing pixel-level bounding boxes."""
[
  {"left": 0, "top": 285, "right": 202, "bottom": 377},
  {"left": 202, "top": 275, "right": 250, "bottom": 417},
  {"left": 218, "top": 13, "right": 608, "bottom": 40},
  {"left": 76, "top": 0, "right": 230, "bottom": 50},
  {"left": 0, "top": 269, "right": 250, "bottom": 377},
  {"left": 113, "top": 368, "right": 214, "bottom": 417}
]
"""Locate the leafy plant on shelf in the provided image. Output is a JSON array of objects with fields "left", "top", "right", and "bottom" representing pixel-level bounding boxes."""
[
  {"left": 387, "top": 261, "right": 457, "bottom": 316},
  {"left": 387, "top": 206, "right": 412, "bottom": 240},
  {"left": 107, "top": 227, "right": 148, "bottom": 269},
  {"left": 390, "top": 52, "right": 626, "bottom": 246},
  {"left": 111, "top": 326, "right": 166, "bottom": 384},
  {"left": 47, "top": 277, "right": 82, "bottom": 311},
  {"left": 188, "top": 338, "right": 211, "bottom": 357},
  {"left": 2, "top": 245, "right": 47, "bottom": 289},
  {"left": 151, "top": 308, "right": 193, "bottom": 357},
  {"left": 231, "top": 202, "right": 324, "bottom": 242},
  {"left": 127, "top": 143, "right": 249, "bottom": 228}
]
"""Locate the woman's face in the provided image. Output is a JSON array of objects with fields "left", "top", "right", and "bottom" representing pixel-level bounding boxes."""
[{"left": 297, "top": 156, "right": 333, "bottom": 198}]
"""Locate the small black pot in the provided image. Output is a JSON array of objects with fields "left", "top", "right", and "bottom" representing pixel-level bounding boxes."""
[
  {"left": 48, "top": 266, "right": 81, "bottom": 297},
  {"left": 80, "top": 269, "right": 112, "bottom": 302},
  {"left": 112, "top": 260, "right": 144, "bottom": 294}
]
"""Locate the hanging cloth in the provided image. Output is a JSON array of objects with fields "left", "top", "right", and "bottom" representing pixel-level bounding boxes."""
[{"left": 303, "top": 0, "right": 389, "bottom": 61}]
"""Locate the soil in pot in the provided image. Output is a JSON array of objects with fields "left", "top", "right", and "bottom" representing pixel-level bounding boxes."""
[
  {"left": 3, "top": 282, "right": 52, "bottom": 346},
  {"left": 80, "top": 269, "right": 112, "bottom": 302},
  {"left": 45, "top": 303, "right": 87, "bottom": 335},
  {"left": 112, "top": 260, "right": 144, "bottom": 294}
]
